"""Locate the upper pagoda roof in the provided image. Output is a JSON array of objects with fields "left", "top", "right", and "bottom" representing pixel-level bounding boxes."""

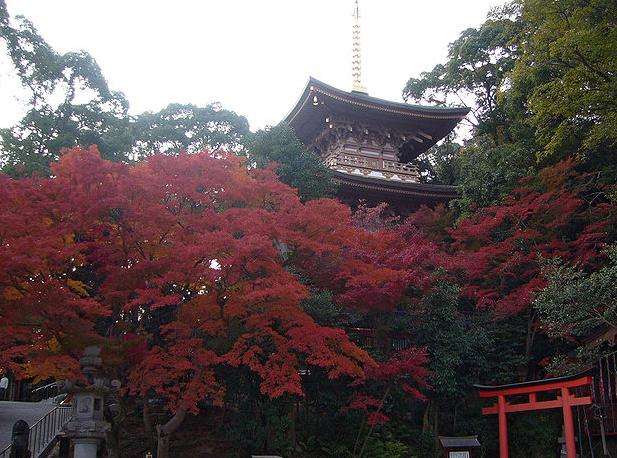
[{"left": 284, "top": 77, "right": 470, "bottom": 159}]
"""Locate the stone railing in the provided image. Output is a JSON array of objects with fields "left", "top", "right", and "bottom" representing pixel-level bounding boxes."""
[{"left": 326, "top": 153, "right": 419, "bottom": 181}]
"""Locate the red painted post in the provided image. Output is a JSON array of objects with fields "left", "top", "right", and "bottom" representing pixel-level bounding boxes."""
[
  {"left": 497, "top": 395, "right": 509, "bottom": 458},
  {"left": 561, "top": 388, "right": 576, "bottom": 458}
]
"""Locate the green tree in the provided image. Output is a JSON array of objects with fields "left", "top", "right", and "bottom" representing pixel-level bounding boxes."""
[
  {"left": 508, "top": 0, "right": 617, "bottom": 163},
  {"left": 415, "top": 137, "right": 462, "bottom": 185},
  {"left": 452, "top": 135, "right": 534, "bottom": 214},
  {"left": 535, "top": 245, "right": 617, "bottom": 346},
  {"left": 0, "top": 2, "right": 253, "bottom": 175},
  {"left": 409, "top": 278, "right": 496, "bottom": 441},
  {"left": 250, "top": 125, "right": 337, "bottom": 201},
  {"left": 413, "top": 281, "right": 472, "bottom": 401},
  {"left": 403, "top": 3, "right": 522, "bottom": 141},
  {"left": 131, "top": 103, "right": 251, "bottom": 158},
  {"left": 401, "top": 2, "right": 534, "bottom": 214},
  {"left": 0, "top": 1, "right": 132, "bottom": 176}
]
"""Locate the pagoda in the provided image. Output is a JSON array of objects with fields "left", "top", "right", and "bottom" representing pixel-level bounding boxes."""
[{"left": 283, "top": 1, "right": 469, "bottom": 212}]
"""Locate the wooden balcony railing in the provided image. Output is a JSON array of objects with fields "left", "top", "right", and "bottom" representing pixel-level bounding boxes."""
[{"left": 326, "top": 154, "right": 420, "bottom": 181}]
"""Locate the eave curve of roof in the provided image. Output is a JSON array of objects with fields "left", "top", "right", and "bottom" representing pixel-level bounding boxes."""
[
  {"left": 284, "top": 77, "right": 470, "bottom": 125},
  {"left": 332, "top": 171, "right": 459, "bottom": 198}
]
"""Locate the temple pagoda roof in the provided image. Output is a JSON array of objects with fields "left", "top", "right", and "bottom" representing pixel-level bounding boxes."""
[
  {"left": 332, "top": 170, "right": 457, "bottom": 199},
  {"left": 332, "top": 170, "right": 458, "bottom": 212},
  {"left": 284, "top": 77, "right": 470, "bottom": 159}
]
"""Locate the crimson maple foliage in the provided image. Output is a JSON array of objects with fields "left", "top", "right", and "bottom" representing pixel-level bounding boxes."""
[
  {"left": 449, "top": 160, "right": 616, "bottom": 316},
  {"left": 323, "top": 203, "right": 446, "bottom": 314},
  {"left": 1, "top": 146, "right": 423, "bottom": 415},
  {"left": 347, "top": 347, "right": 430, "bottom": 426}
]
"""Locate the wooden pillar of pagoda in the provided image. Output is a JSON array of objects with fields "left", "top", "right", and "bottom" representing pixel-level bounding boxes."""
[{"left": 475, "top": 374, "right": 593, "bottom": 458}]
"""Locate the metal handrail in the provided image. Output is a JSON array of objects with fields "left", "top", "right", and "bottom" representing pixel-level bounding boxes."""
[{"left": 0, "top": 404, "right": 72, "bottom": 458}]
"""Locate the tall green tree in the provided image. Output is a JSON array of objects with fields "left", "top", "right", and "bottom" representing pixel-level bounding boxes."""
[
  {"left": 0, "top": 0, "right": 132, "bottom": 176},
  {"left": 402, "top": 2, "right": 534, "bottom": 213},
  {"left": 250, "top": 125, "right": 337, "bottom": 201},
  {"left": 507, "top": 0, "right": 617, "bottom": 164},
  {"left": 403, "top": 3, "right": 523, "bottom": 141},
  {"left": 452, "top": 135, "right": 534, "bottom": 214},
  {"left": 404, "top": 0, "right": 617, "bottom": 210},
  {"left": 0, "top": 2, "right": 253, "bottom": 176},
  {"left": 131, "top": 103, "right": 251, "bottom": 158},
  {"left": 414, "top": 137, "right": 462, "bottom": 185}
]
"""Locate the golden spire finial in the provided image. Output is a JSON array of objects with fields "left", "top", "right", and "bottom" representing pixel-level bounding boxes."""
[{"left": 352, "top": 0, "right": 367, "bottom": 94}]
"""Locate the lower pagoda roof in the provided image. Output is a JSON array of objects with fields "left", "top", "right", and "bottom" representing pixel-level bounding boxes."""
[
  {"left": 284, "top": 77, "right": 469, "bottom": 159},
  {"left": 333, "top": 171, "right": 457, "bottom": 213}
]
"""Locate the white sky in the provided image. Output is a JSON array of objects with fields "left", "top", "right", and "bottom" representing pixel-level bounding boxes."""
[{"left": 0, "top": 0, "right": 503, "bottom": 131}]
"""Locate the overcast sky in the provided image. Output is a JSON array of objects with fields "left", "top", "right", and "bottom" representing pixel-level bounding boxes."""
[{"left": 1, "top": 0, "right": 503, "bottom": 131}]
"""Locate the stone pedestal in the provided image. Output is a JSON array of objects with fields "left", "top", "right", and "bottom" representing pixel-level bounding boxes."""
[
  {"left": 74, "top": 438, "right": 99, "bottom": 458},
  {"left": 58, "top": 436, "right": 70, "bottom": 458}
]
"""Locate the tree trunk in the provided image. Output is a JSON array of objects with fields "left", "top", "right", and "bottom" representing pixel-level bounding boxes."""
[
  {"left": 156, "top": 408, "right": 186, "bottom": 458},
  {"left": 143, "top": 402, "right": 154, "bottom": 436},
  {"left": 143, "top": 401, "right": 156, "bottom": 453},
  {"left": 422, "top": 401, "right": 432, "bottom": 432},
  {"left": 433, "top": 405, "right": 439, "bottom": 456},
  {"left": 524, "top": 312, "right": 537, "bottom": 380},
  {"left": 288, "top": 401, "right": 297, "bottom": 451}
]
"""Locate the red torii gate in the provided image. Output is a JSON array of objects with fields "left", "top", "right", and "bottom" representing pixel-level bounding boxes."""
[{"left": 475, "top": 373, "right": 593, "bottom": 458}]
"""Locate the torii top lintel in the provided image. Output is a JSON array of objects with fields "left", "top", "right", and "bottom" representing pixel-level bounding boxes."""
[{"left": 476, "top": 374, "right": 592, "bottom": 415}]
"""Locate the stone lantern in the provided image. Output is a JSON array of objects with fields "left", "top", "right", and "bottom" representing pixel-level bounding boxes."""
[{"left": 62, "top": 346, "right": 119, "bottom": 458}]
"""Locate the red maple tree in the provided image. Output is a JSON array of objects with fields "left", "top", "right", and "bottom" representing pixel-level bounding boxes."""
[
  {"left": 0, "top": 146, "right": 433, "bottom": 455},
  {"left": 449, "top": 160, "right": 616, "bottom": 316}
]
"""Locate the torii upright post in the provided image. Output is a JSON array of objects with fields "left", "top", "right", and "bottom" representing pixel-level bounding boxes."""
[
  {"left": 475, "top": 374, "right": 593, "bottom": 458},
  {"left": 497, "top": 395, "right": 509, "bottom": 458},
  {"left": 561, "top": 387, "right": 577, "bottom": 457}
]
